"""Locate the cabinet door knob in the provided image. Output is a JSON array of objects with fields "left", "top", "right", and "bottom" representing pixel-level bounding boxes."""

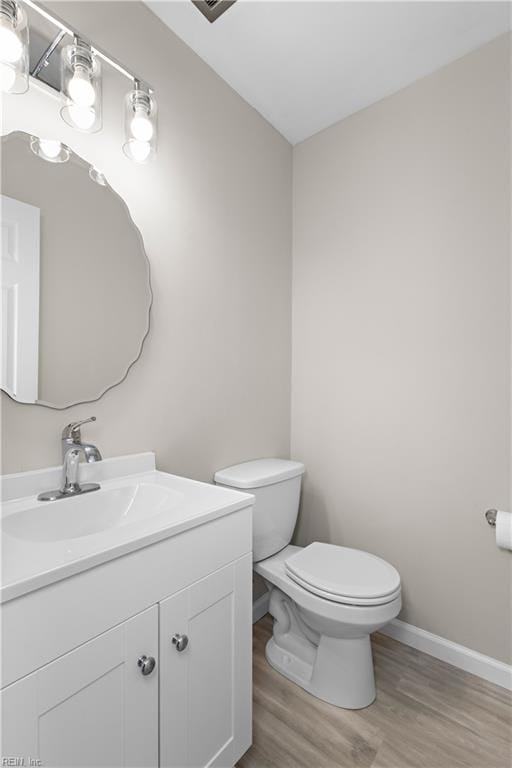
[
  {"left": 137, "top": 654, "right": 156, "bottom": 675},
  {"left": 172, "top": 633, "right": 189, "bottom": 652}
]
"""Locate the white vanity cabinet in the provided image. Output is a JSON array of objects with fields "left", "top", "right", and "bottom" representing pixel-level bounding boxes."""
[
  {"left": 1, "top": 552, "right": 252, "bottom": 768},
  {"left": 1, "top": 459, "right": 254, "bottom": 768},
  {"left": 2, "top": 606, "right": 159, "bottom": 768},
  {"left": 160, "top": 559, "right": 251, "bottom": 768}
]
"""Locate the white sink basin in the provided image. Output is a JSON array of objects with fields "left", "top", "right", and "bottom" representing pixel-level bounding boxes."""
[
  {"left": 3, "top": 483, "right": 181, "bottom": 543},
  {"left": 1, "top": 453, "right": 254, "bottom": 603}
]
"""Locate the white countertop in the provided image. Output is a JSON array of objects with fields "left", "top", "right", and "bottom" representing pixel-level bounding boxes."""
[{"left": 1, "top": 453, "right": 253, "bottom": 603}]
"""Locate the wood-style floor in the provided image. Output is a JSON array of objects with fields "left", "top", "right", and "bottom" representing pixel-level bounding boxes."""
[{"left": 238, "top": 615, "right": 511, "bottom": 768}]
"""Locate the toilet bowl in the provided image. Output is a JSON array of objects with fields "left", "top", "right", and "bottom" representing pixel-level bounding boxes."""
[
  {"left": 255, "top": 544, "right": 401, "bottom": 708},
  {"left": 214, "top": 458, "right": 401, "bottom": 710}
]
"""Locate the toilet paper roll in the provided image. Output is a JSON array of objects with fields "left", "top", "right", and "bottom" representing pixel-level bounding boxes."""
[{"left": 496, "top": 510, "right": 512, "bottom": 551}]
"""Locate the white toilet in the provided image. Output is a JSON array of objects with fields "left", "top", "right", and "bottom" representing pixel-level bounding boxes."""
[{"left": 214, "top": 458, "right": 401, "bottom": 709}]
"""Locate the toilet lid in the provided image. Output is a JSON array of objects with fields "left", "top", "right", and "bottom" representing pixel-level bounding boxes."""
[{"left": 285, "top": 543, "right": 401, "bottom": 606}]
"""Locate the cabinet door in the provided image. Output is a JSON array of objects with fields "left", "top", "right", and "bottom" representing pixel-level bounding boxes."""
[
  {"left": 1, "top": 605, "right": 158, "bottom": 768},
  {"left": 160, "top": 555, "right": 252, "bottom": 768}
]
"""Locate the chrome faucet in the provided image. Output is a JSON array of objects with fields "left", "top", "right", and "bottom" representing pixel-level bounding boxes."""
[{"left": 38, "top": 417, "right": 103, "bottom": 502}]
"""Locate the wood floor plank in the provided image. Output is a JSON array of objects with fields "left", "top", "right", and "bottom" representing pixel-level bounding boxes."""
[{"left": 238, "top": 615, "right": 512, "bottom": 768}]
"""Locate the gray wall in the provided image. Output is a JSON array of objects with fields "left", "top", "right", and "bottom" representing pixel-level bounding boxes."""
[
  {"left": 292, "top": 35, "right": 511, "bottom": 663},
  {"left": 1, "top": 1, "right": 292, "bottom": 477}
]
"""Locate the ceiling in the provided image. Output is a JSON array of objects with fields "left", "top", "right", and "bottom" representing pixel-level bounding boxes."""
[{"left": 145, "top": 0, "right": 511, "bottom": 144}]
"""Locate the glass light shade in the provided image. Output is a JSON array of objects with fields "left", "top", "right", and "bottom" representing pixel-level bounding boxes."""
[
  {"left": 123, "top": 85, "right": 157, "bottom": 164},
  {"left": 30, "top": 136, "right": 71, "bottom": 164},
  {"left": 0, "top": 0, "right": 29, "bottom": 94},
  {"left": 60, "top": 40, "right": 102, "bottom": 133}
]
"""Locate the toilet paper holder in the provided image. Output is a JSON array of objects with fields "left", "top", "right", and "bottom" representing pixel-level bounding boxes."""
[{"left": 485, "top": 509, "right": 497, "bottom": 527}]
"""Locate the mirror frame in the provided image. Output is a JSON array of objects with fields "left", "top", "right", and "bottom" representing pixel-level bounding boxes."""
[{"left": 1, "top": 131, "right": 153, "bottom": 410}]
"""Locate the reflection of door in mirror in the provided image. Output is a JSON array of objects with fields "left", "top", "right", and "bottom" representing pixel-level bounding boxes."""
[{"left": 1, "top": 194, "right": 40, "bottom": 403}]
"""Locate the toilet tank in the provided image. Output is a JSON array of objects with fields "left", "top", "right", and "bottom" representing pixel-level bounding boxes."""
[{"left": 214, "top": 459, "right": 305, "bottom": 562}]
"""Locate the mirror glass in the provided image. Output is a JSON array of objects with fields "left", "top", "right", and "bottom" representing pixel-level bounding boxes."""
[{"left": 1, "top": 131, "right": 152, "bottom": 408}]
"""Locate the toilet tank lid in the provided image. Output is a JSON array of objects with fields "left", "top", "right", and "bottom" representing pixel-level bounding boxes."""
[{"left": 214, "top": 459, "right": 305, "bottom": 489}]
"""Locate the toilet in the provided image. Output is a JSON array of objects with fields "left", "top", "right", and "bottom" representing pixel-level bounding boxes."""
[{"left": 214, "top": 458, "right": 401, "bottom": 709}]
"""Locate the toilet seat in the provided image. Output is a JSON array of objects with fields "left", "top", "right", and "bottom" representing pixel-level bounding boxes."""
[{"left": 285, "top": 542, "right": 401, "bottom": 606}]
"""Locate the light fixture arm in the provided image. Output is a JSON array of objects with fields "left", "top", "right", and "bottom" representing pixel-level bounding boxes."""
[{"left": 30, "top": 28, "right": 65, "bottom": 77}]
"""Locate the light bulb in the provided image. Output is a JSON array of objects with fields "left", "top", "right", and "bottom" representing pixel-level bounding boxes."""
[
  {"left": 67, "top": 103, "right": 96, "bottom": 131},
  {"left": 39, "top": 140, "right": 62, "bottom": 160},
  {"left": 129, "top": 140, "right": 151, "bottom": 163},
  {"left": 68, "top": 69, "right": 95, "bottom": 107},
  {"left": 130, "top": 110, "right": 154, "bottom": 142},
  {"left": 0, "top": 61, "right": 16, "bottom": 91},
  {"left": 0, "top": 23, "right": 23, "bottom": 64}
]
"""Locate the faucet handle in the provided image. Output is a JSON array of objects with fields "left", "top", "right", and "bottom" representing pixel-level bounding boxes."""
[{"left": 62, "top": 417, "right": 97, "bottom": 442}]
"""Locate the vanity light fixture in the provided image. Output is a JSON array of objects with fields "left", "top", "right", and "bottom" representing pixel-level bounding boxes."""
[
  {"left": 0, "top": 0, "right": 29, "bottom": 94},
  {"left": 30, "top": 136, "right": 70, "bottom": 163},
  {"left": 60, "top": 37, "right": 101, "bottom": 132},
  {"left": 11, "top": 1, "right": 158, "bottom": 162},
  {"left": 123, "top": 80, "right": 157, "bottom": 164},
  {"left": 89, "top": 166, "right": 107, "bottom": 186}
]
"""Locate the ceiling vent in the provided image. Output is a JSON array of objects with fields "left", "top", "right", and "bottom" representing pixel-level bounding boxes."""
[{"left": 192, "top": 0, "right": 237, "bottom": 24}]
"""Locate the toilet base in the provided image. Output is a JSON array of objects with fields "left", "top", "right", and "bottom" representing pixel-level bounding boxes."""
[
  {"left": 265, "top": 627, "right": 376, "bottom": 709},
  {"left": 256, "top": 551, "right": 400, "bottom": 709}
]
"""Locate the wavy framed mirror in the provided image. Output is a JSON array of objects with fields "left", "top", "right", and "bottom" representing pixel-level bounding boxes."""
[{"left": 0, "top": 131, "right": 152, "bottom": 409}]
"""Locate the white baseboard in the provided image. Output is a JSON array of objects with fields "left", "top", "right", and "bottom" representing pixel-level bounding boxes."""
[
  {"left": 252, "top": 592, "right": 270, "bottom": 624},
  {"left": 380, "top": 618, "right": 512, "bottom": 691}
]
